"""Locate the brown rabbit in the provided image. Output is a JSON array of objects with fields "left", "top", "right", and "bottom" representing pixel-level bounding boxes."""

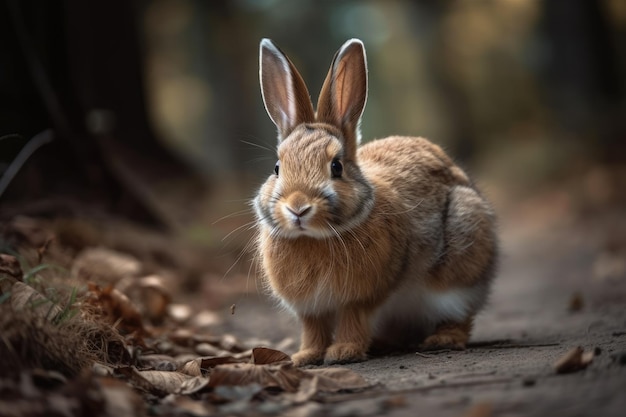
[{"left": 254, "top": 38, "right": 498, "bottom": 366}]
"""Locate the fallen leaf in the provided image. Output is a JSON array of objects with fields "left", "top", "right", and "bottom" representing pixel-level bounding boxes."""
[
  {"left": 169, "top": 328, "right": 195, "bottom": 345},
  {"left": 180, "top": 358, "right": 203, "bottom": 377},
  {"left": 10, "top": 281, "right": 63, "bottom": 319},
  {"left": 307, "top": 367, "right": 369, "bottom": 392},
  {"left": 0, "top": 253, "right": 22, "bottom": 278},
  {"left": 200, "top": 355, "right": 246, "bottom": 369},
  {"left": 554, "top": 346, "right": 594, "bottom": 374},
  {"left": 195, "top": 343, "right": 225, "bottom": 357},
  {"left": 117, "top": 367, "right": 194, "bottom": 396},
  {"left": 251, "top": 347, "right": 291, "bottom": 365},
  {"left": 72, "top": 247, "right": 142, "bottom": 284},
  {"left": 164, "top": 394, "right": 214, "bottom": 415},
  {"left": 178, "top": 376, "right": 210, "bottom": 395},
  {"left": 6, "top": 216, "right": 50, "bottom": 247},
  {"left": 213, "top": 383, "right": 263, "bottom": 402},
  {"left": 208, "top": 360, "right": 370, "bottom": 397},
  {"left": 281, "top": 402, "right": 323, "bottom": 417},
  {"left": 98, "top": 377, "right": 145, "bottom": 417},
  {"left": 87, "top": 283, "right": 145, "bottom": 335},
  {"left": 139, "top": 354, "right": 178, "bottom": 371},
  {"left": 209, "top": 362, "right": 303, "bottom": 392},
  {"left": 135, "top": 275, "right": 172, "bottom": 324}
]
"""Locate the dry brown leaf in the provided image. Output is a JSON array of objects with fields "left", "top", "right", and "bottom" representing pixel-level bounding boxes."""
[
  {"left": 87, "top": 283, "right": 145, "bottom": 335},
  {"left": 209, "top": 362, "right": 304, "bottom": 392},
  {"left": 10, "top": 281, "right": 63, "bottom": 319},
  {"left": 0, "top": 272, "right": 18, "bottom": 294},
  {"left": 178, "top": 376, "right": 210, "bottom": 395},
  {"left": 98, "top": 377, "right": 145, "bottom": 417},
  {"left": 554, "top": 346, "right": 594, "bottom": 374},
  {"left": 169, "top": 328, "right": 195, "bottom": 345},
  {"left": 287, "top": 376, "right": 319, "bottom": 403},
  {"left": 201, "top": 355, "right": 246, "bottom": 369},
  {"left": 201, "top": 348, "right": 369, "bottom": 394},
  {"left": 178, "top": 355, "right": 248, "bottom": 378},
  {"left": 195, "top": 343, "right": 225, "bottom": 356},
  {"left": 135, "top": 275, "right": 172, "bottom": 324},
  {"left": 166, "top": 393, "right": 213, "bottom": 415},
  {"left": 117, "top": 367, "right": 193, "bottom": 396},
  {"left": 180, "top": 358, "right": 203, "bottom": 377},
  {"left": 72, "top": 247, "right": 142, "bottom": 284},
  {"left": 251, "top": 347, "right": 291, "bottom": 364},
  {"left": 306, "top": 367, "right": 370, "bottom": 392},
  {"left": 6, "top": 216, "right": 51, "bottom": 247},
  {"left": 139, "top": 354, "right": 178, "bottom": 371},
  {"left": 0, "top": 253, "right": 22, "bottom": 278}
]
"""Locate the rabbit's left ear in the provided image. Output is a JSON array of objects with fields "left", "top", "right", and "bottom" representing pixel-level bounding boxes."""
[
  {"left": 317, "top": 39, "right": 368, "bottom": 160},
  {"left": 260, "top": 39, "right": 315, "bottom": 142}
]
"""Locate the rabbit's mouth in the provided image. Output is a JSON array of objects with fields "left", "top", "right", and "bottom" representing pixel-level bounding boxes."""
[{"left": 279, "top": 203, "right": 319, "bottom": 237}]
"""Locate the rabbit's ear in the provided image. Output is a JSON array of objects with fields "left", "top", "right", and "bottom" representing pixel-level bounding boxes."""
[
  {"left": 317, "top": 39, "right": 368, "bottom": 159},
  {"left": 260, "top": 39, "right": 315, "bottom": 141}
]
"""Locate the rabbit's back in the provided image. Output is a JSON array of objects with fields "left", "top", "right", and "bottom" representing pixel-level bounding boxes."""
[{"left": 358, "top": 136, "right": 471, "bottom": 201}]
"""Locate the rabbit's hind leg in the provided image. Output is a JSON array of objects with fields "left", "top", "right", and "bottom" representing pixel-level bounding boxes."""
[{"left": 420, "top": 316, "right": 473, "bottom": 351}]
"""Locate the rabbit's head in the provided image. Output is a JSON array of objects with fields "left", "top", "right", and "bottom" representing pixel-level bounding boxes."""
[{"left": 254, "top": 39, "right": 374, "bottom": 239}]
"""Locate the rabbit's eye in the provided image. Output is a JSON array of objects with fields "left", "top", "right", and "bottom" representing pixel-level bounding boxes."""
[
  {"left": 274, "top": 160, "right": 280, "bottom": 176},
  {"left": 331, "top": 159, "right": 343, "bottom": 178}
]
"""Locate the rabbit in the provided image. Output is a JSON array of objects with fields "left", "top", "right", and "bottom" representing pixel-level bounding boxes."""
[{"left": 254, "top": 38, "right": 498, "bottom": 366}]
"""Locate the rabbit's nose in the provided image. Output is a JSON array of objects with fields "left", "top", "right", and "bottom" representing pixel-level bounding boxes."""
[{"left": 286, "top": 205, "right": 312, "bottom": 218}]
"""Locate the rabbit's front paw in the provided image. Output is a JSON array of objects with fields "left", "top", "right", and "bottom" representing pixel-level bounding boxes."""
[
  {"left": 324, "top": 343, "right": 367, "bottom": 365},
  {"left": 291, "top": 349, "right": 326, "bottom": 367}
]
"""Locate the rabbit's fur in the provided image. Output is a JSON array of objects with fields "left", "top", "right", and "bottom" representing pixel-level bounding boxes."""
[{"left": 254, "top": 39, "right": 497, "bottom": 366}]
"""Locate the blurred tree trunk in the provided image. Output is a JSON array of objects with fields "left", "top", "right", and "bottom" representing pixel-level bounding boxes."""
[
  {"left": 427, "top": 1, "right": 477, "bottom": 164},
  {"left": 543, "top": 0, "right": 626, "bottom": 162},
  {"left": 0, "top": 0, "right": 204, "bottom": 228}
]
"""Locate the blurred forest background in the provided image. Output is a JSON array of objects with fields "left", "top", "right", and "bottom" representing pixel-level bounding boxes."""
[{"left": 1, "top": 0, "right": 625, "bottom": 244}]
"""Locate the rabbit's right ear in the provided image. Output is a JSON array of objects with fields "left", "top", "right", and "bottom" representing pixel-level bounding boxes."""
[{"left": 260, "top": 39, "right": 315, "bottom": 141}]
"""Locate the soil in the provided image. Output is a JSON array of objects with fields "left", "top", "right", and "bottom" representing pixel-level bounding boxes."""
[{"left": 213, "top": 201, "right": 626, "bottom": 416}]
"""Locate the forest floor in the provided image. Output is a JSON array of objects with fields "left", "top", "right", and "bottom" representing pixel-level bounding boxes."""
[
  {"left": 1, "top": 175, "right": 625, "bottom": 417},
  {"left": 214, "top": 192, "right": 626, "bottom": 417}
]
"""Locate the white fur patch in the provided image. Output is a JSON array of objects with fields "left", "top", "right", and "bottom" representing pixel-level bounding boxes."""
[{"left": 371, "top": 280, "right": 488, "bottom": 337}]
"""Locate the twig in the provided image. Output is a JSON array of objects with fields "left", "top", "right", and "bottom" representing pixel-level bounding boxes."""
[
  {"left": 467, "top": 340, "right": 561, "bottom": 349},
  {"left": 0, "top": 130, "right": 54, "bottom": 198}
]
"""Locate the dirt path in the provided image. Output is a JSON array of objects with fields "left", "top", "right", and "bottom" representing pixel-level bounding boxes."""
[{"left": 214, "top": 204, "right": 626, "bottom": 416}]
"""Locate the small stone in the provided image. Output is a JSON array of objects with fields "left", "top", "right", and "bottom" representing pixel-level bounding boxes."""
[
  {"left": 195, "top": 343, "right": 221, "bottom": 356},
  {"left": 568, "top": 292, "right": 584, "bottom": 312}
]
